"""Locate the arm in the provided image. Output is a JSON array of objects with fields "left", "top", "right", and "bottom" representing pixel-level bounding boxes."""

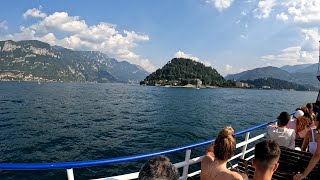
[
  {"left": 302, "top": 142, "right": 320, "bottom": 177},
  {"left": 301, "top": 131, "right": 310, "bottom": 151},
  {"left": 205, "top": 141, "right": 215, "bottom": 160},
  {"left": 294, "top": 142, "right": 320, "bottom": 180}
]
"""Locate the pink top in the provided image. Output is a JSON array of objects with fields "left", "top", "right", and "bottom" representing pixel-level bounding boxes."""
[
  {"left": 287, "top": 118, "right": 314, "bottom": 138},
  {"left": 287, "top": 118, "right": 296, "bottom": 130}
]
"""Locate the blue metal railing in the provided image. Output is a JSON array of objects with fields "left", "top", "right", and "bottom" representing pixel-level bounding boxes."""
[{"left": 0, "top": 119, "right": 277, "bottom": 170}]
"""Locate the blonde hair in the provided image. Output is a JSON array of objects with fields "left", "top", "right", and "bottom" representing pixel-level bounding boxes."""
[{"left": 214, "top": 126, "right": 236, "bottom": 161}]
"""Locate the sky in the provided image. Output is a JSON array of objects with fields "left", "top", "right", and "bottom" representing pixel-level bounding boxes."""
[{"left": 0, "top": 0, "right": 319, "bottom": 75}]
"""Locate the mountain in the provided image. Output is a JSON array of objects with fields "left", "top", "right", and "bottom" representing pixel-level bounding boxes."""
[
  {"left": 141, "top": 58, "right": 233, "bottom": 87},
  {"left": 281, "top": 64, "right": 313, "bottom": 73},
  {"left": 0, "top": 40, "right": 148, "bottom": 83},
  {"left": 225, "top": 66, "right": 292, "bottom": 81},
  {"left": 225, "top": 64, "right": 319, "bottom": 89},
  {"left": 241, "top": 78, "right": 316, "bottom": 91}
]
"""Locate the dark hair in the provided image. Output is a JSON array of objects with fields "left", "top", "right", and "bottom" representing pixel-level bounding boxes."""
[
  {"left": 306, "top": 103, "right": 313, "bottom": 112},
  {"left": 277, "top": 112, "right": 290, "bottom": 127},
  {"left": 138, "top": 156, "right": 180, "bottom": 180},
  {"left": 214, "top": 126, "right": 236, "bottom": 161},
  {"left": 254, "top": 139, "right": 280, "bottom": 171}
]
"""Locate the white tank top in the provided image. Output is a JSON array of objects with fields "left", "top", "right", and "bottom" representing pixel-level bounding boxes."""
[{"left": 309, "top": 129, "right": 317, "bottom": 155}]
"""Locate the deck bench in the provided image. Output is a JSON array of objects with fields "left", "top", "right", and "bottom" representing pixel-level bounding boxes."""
[
  {"left": 237, "top": 158, "right": 293, "bottom": 180},
  {"left": 237, "top": 146, "right": 320, "bottom": 180}
]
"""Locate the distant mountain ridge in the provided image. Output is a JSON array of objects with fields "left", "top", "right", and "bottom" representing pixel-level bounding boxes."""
[
  {"left": 0, "top": 40, "right": 149, "bottom": 83},
  {"left": 280, "top": 64, "right": 313, "bottom": 73},
  {"left": 225, "top": 63, "right": 318, "bottom": 89}
]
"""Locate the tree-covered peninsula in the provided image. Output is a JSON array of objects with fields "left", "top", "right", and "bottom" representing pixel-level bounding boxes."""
[{"left": 140, "top": 58, "right": 234, "bottom": 87}]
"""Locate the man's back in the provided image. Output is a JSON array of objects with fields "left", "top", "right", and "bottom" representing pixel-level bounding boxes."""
[{"left": 267, "top": 125, "right": 295, "bottom": 149}]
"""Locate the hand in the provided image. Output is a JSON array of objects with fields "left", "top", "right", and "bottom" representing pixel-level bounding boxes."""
[{"left": 293, "top": 173, "right": 305, "bottom": 180}]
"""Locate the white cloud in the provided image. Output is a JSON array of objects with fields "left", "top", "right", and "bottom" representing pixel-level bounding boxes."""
[
  {"left": 241, "top": 11, "right": 247, "bottom": 16},
  {"left": 254, "top": 0, "right": 277, "bottom": 19},
  {"left": 240, "top": 34, "right": 248, "bottom": 39},
  {"left": 284, "top": 0, "right": 320, "bottom": 24},
  {"left": 207, "top": 0, "right": 234, "bottom": 11},
  {"left": 2, "top": 9, "right": 156, "bottom": 72},
  {"left": 0, "top": 20, "right": 8, "bottom": 31},
  {"left": 261, "top": 28, "right": 319, "bottom": 66},
  {"left": 175, "top": 51, "right": 200, "bottom": 61},
  {"left": 276, "top": 12, "right": 288, "bottom": 21},
  {"left": 254, "top": 0, "right": 320, "bottom": 25},
  {"left": 220, "top": 64, "right": 248, "bottom": 76},
  {"left": 23, "top": 8, "right": 47, "bottom": 19},
  {"left": 224, "top": 64, "right": 233, "bottom": 72},
  {"left": 174, "top": 51, "right": 212, "bottom": 67}
]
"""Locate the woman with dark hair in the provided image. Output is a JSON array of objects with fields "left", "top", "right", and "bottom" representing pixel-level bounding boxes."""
[
  {"left": 201, "top": 126, "right": 248, "bottom": 180},
  {"left": 306, "top": 103, "right": 316, "bottom": 122}
]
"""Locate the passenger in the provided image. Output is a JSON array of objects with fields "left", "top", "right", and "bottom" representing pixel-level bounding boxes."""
[
  {"left": 201, "top": 126, "right": 248, "bottom": 180},
  {"left": 252, "top": 139, "right": 280, "bottom": 180},
  {"left": 294, "top": 124, "right": 320, "bottom": 180},
  {"left": 267, "top": 112, "right": 295, "bottom": 149},
  {"left": 287, "top": 110, "right": 304, "bottom": 131},
  {"left": 306, "top": 103, "right": 316, "bottom": 122},
  {"left": 138, "top": 156, "right": 180, "bottom": 180},
  {"left": 295, "top": 116, "right": 312, "bottom": 138}
]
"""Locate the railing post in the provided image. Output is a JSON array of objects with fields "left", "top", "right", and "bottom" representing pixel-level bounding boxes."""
[
  {"left": 182, "top": 149, "right": 192, "bottom": 180},
  {"left": 67, "top": 168, "right": 75, "bottom": 180},
  {"left": 241, "top": 132, "right": 250, "bottom": 159}
]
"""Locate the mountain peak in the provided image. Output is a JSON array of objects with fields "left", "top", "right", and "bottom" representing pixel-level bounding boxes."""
[{"left": 0, "top": 39, "right": 149, "bottom": 83}]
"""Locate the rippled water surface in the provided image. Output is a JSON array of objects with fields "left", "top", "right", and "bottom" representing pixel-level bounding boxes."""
[{"left": 0, "top": 82, "right": 317, "bottom": 179}]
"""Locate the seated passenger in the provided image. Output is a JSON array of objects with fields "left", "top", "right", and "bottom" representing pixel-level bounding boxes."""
[
  {"left": 288, "top": 110, "right": 314, "bottom": 138},
  {"left": 267, "top": 112, "right": 295, "bottom": 149},
  {"left": 287, "top": 110, "right": 304, "bottom": 130},
  {"left": 296, "top": 125, "right": 320, "bottom": 180},
  {"left": 295, "top": 116, "right": 312, "bottom": 138},
  {"left": 201, "top": 126, "right": 248, "bottom": 180},
  {"left": 252, "top": 139, "right": 280, "bottom": 180},
  {"left": 306, "top": 103, "right": 316, "bottom": 122},
  {"left": 138, "top": 156, "right": 180, "bottom": 180}
]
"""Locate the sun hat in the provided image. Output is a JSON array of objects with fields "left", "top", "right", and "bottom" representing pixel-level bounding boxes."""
[{"left": 294, "top": 110, "right": 304, "bottom": 118}]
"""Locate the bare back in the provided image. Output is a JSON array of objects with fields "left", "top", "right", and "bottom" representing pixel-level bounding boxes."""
[{"left": 201, "top": 155, "right": 245, "bottom": 180}]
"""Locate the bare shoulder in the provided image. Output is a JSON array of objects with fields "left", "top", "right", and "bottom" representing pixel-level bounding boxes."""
[
  {"left": 202, "top": 155, "right": 214, "bottom": 164},
  {"left": 230, "top": 171, "right": 247, "bottom": 180}
]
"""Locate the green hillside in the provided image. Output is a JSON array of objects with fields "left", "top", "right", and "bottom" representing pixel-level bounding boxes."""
[{"left": 141, "top": 58, "right": 234, "bottom": 87}]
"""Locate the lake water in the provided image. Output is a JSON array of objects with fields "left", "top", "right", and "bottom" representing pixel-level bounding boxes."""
[{"left": 0, "top": 82, "right": 317, "bottom": 179}]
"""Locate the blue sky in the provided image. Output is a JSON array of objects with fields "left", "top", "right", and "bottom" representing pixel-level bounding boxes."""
[{"left": 0, "top": 0, "right": 319, "bottom": 75}]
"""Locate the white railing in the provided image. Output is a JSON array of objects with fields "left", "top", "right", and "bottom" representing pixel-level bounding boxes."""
[{"left": 93, "top": 132, "right": 267, "bottom": 180}]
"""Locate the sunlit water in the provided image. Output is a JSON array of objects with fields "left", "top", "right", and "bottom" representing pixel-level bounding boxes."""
[{"left": 0, "top": 82, "right": 317, "bottom": 179}]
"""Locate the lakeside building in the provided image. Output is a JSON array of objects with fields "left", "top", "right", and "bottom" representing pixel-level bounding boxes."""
[{"left": 235, "top": 81, "right": 249, "bottom": 88}]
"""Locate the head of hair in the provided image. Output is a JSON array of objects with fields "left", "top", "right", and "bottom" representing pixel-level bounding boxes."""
[
  {"left": 254, "top": 139, "right": 280, "bottom": 171},
  {"left": 296, "top": 107, "right": 309, "bottom": 114},
  {"left": 138, "top": 156, "right": 180, "bottom": 180},
  {"left": 277, "top": 112, "right": 290, "bottom": 127},
  {"left": 213, "top": 126, "right": 236, "bottom": 161},
  {"left": 306, "top": 103, "right": 313, "bottom": 112},
  {"left": 296, "top": 116, "right": 312, "bottom": 132}
]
